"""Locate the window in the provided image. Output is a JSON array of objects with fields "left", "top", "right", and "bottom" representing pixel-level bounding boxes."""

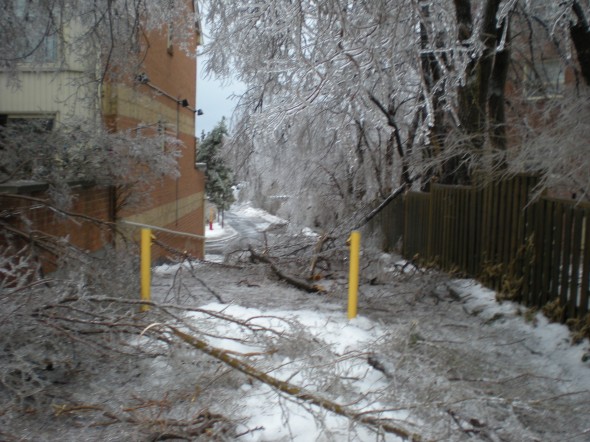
[
  {"left": 0, "top": 114, "right": 55, "bottom": 132},
  {"left": 525, "top": 59, "right": 565, "bottom": 99},
  {"left": 13, "top": 0, "right": 58, "bottom": 63}
]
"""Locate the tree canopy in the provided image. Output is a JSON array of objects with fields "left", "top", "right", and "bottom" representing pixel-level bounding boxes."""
[
  {"left": 198, "top": 118, "right": 235, "bottom": 211},
  {"left": 201, "top": 0, "right": 590, "bottom": 227},
  {"left": 1, "top": 0, "right": 198, "bottom": 208}
]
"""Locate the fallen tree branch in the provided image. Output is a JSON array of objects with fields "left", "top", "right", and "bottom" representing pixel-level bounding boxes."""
[
  {"left": 354, "top": 184, "right": 407, "bottom": 230},
  {"left": 53, "top": 402, "right": 230, "bottom": 439},
  {"left": 154, "top": 324, "right": 423, "bottom": 441},
  {"left": 248, "top": 247, "right": 325, "bottom": 293},
  {"left": 308, "top": 233, "right": 331, "bottom": 279}
]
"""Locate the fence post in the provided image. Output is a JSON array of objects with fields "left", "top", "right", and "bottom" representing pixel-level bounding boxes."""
[
  {"left": 140, "top": 228, "right": 152, "bottom": 312},
  {"left": 348, "top": 231, "right": 361, "bottom": 319}
]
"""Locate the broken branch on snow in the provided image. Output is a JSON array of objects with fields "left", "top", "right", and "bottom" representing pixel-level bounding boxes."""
[
  {"left": 155, "top": 324, "right": 423, "bottom": 441},
  {"left": 248, "top": 246, "right": 325, "bottom": 293}
]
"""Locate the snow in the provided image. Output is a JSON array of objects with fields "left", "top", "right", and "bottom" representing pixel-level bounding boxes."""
[
  {"left": 9, "top": 203, "right": 587, "bottom": 440},
  {"left": 205, "top": 202, "right": 288, "bottom": 241},
  {"left": 141, "top": 278, "right": 416, "bottom": 441},
  {"left": 146, "top": 204, "right": 590, "bottom": 441},
  {"left": 450, "top": 279, "right": 590, "bottom": 385},
  {"left": 186, "top": 304, "right": 410, "bottom": 441},
  {"left": 232, "top": 202, "right": 289, "bottom": 229},
  {"left": 205, "top": 221, "right": 230, "bottom": 240}
]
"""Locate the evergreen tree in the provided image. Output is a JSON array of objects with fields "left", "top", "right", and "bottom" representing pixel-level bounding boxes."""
[{"left": 197, "top": 118, "right": 235, "bottom": 212}]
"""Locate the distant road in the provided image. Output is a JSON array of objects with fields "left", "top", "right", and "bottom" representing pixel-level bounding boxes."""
[{"left": 205, "top": 209, "right": 267, "bottom": 256}]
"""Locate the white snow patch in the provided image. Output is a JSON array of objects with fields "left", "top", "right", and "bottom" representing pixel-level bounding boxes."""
[
  {"left": 150, "top": 303, "right": 413, "bottom": 441},
  {"left": 232, "top": 202, "right": 289, "bottom": 230},
  {"left": 449, "top": 278, "right": 590, "bottom": 389}
]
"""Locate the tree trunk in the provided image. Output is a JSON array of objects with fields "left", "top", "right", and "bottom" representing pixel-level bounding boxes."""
[
  {"left": 447, "top": 0, "right": 502, "bottom": 184},
  {"left": 571, "top": 1, "right": 590, "bottom": 86},
  {"left": 488, "top": 17, "right": 511, "bottom": 168},
  {"left": 419, "top": 2, "right": 448, "bottom": 189}
]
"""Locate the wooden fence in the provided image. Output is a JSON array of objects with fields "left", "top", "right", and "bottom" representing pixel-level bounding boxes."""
[{"left": 402, "top": 175, "right": 590, "bottom": 324}]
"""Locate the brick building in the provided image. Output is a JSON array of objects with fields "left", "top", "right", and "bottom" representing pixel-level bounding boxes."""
[{"left": 0, "top": 1, "right": 205, "bottom": 269}]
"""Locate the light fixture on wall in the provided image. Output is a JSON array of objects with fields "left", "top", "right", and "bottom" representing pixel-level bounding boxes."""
[
  {"left": 135, "top": 74, "right": 201, "bottom": 115},
  {"left": 135, "top": 72, "right": 150, "bottom": 84}
]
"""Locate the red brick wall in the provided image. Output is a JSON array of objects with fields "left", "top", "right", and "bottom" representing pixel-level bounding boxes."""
[
  {"left": 104, "top": 5, "right": 205, "bottom": 259},
  {"left": 2, "top": 1, "right": 205, "bottom": 271},
  {"left": 0, "top": 185, "right": 113, "bottom": 272}
]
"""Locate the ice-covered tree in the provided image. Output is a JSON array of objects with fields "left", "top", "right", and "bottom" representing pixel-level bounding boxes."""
[
  {"left": 198, "top": 118, "right": 235, "bottom": 212},
  {"left": 0, "top": 0, "right": 201, "bottom": 207},
  {"left": 0, "top": 0, "right": 197, "bottom": 409},
  {"left": 201, "top": 0, "right": 590, "bottom": 228}
]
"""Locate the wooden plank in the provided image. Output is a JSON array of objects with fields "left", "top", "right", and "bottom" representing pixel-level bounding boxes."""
[
  {"left": 521, "top": 202, "right": 536, "bottom": 305},
  {"left": 560, "top": 206, "right": 574, "bottom": 318},
  {"left": 506, "top": 178, "right": 517, "bottom": 298},
  {"left": 491, "top": 181, "right": 503, "bottom": 289},
  {"left": 456, "top": 188, "right": 462, "bottom": 271},
  {"left": 480, "top": 182, "right": 491, "bottom": 271},
  {"left": 550, "top": 202, "right": 564, "bottom": 302},
  {"left": 423, "top": 195, "right": 430, "bottom": 257},
  {"left": 485, "top": 182, "right": 495, "bottom": 279},
  {"left": 403, "top": 193, "right": 416, "bottom": 259},
  {"left": 428, "top": 188, "right": 435, "bottom": 260},
  {"left": 468, "top": 187, "right": 478, "bottom": 275},
  {"left": 580, "top": 210, "right": 590, "bottom": 317},
  {"left": 509, "top": 177, "right": 520, "bottom": 260},
  {"left": 531, "top": 199, "right": 546, "bottom": 307},
  {"left": 569, "top": 209, "right": 584, "bottom": 318},
  {"left": 512, "top": 176, "right": 529, "bottom": 301},
  {"left": 497, "top": 179, "right": 508, "bottom": 285},
  {"left": 473, "top": 187, "right": 483, "bottom": 275},
  {"left": 453, "top": 188, "right": 461, "bottom": 270},
  {"left": 501, "top": 178, "right": 514, "bottom": 290},
  {"left": 447, "top": 187, "right": 456, "bottom": 270},
  {"left": 540, "top": 199, "right": 554, "bottom": 305},
  {"left": 459, "top": 188, "right": 468, "bottom": 272},
  {"left": 430, "top": 187, "right": 438, "bottom": 263},
  {"left": 439, "top": 187, "right": 453, "bottom": 270},
  {"left": 405, "top": 192, "right": 429, "bottom": 260}
]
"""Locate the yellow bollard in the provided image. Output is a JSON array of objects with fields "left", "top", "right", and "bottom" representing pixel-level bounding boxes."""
[
  {"left": 140, "top": 228, "right": 152, "bottom": 312},
  {"left": 347, "top": 230, "right": 361, "bottom": 319}
]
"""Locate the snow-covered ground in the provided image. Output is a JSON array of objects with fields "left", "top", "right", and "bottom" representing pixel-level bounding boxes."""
[
  {"left": 151, "top": 203, "right": 590, "bottom": 441},
  {"left": 4, "top": 203, "right": 589, "bottom": 441},
  {"left": 204, "top": 221, "right": 229, "bottom": 240},
  {"left": 147, "top": 263, "right": 590, "bottom": 441}
]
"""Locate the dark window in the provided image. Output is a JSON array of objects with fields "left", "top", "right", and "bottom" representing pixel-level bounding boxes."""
[
  {"left": 525, "top": 59, "right": 565, "bottom": 99},
  {"left": 13, "top": 0, "right": 58, "bottom": 63},
  {"left": 0, "top": 115, "right": 55, "bottom": 132}
]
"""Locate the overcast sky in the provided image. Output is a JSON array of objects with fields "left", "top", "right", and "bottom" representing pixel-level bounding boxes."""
[
  {"left": 194, "top": 7, "right": 246, "bottom": 137},
  {"left": 195, "top": 54, "right": 244, "bottom": 137}
]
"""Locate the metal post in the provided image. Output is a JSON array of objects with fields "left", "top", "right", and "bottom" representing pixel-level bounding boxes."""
[
  {"left": 140, "top": 228, "right": 152, "bottom": 312},
  {"left": 348, "top": 231, "right": 361, "bottom": 319}
]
